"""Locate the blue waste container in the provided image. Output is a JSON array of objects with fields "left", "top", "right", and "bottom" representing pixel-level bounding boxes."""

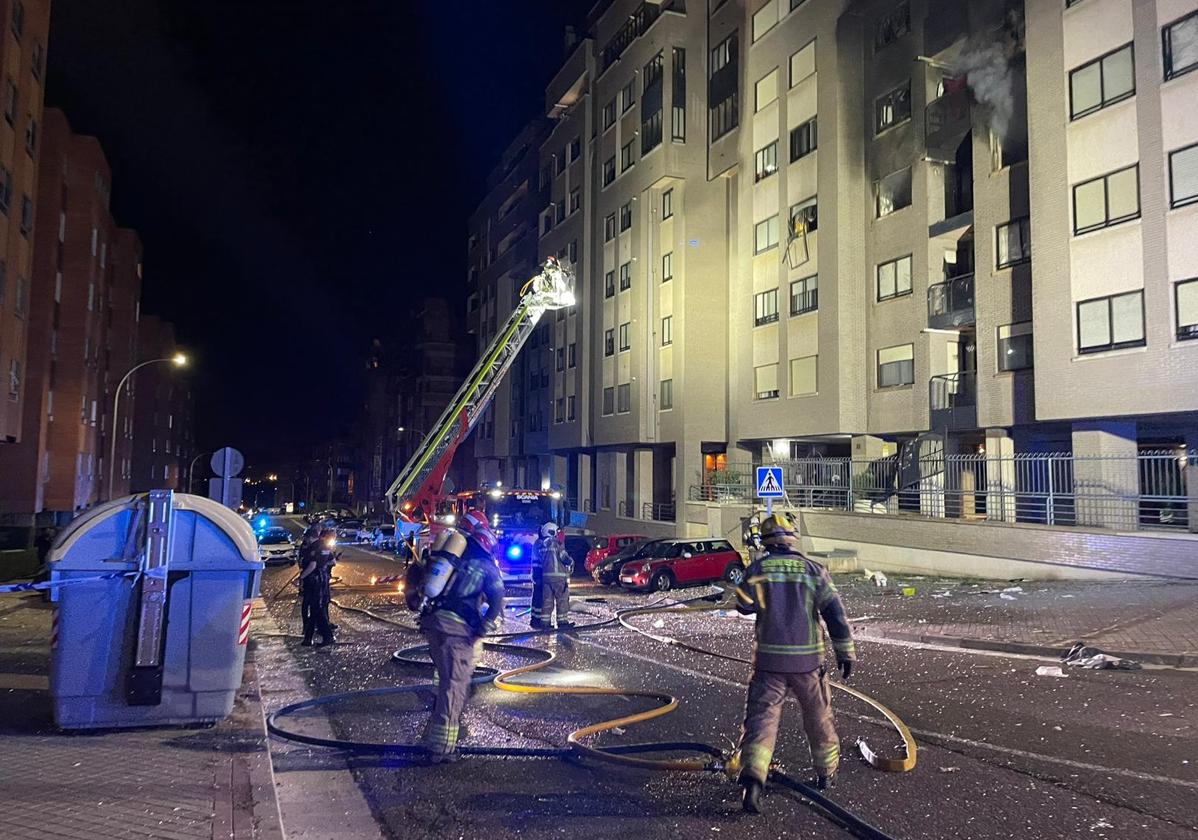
[{"left": 48, "top": 491, "right": 263, "bottom": 729}]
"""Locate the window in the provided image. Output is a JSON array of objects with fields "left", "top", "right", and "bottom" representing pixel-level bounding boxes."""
[
  {"left": 619, "top": 262, "right": 631, "bottom": 290},
  {"left": 790, "top": 40, "right": 815, "bottom": 87},
  {"left": 568, "top": 239, "right": 578, "bottom": 262},
  {"left": 754, "top": 141, "right": 778, "bottom": 182},
  {"left": 877, "top": 255, "right": 913, "bottom": 301},
  {"left": 567, "top": 395, "right": 576, "bottom": 421},
  {"left": 603, "top": 387, "right": 615, "bottom": 415},
  {"left": 621, "top": 139, "right": 635, "bottom": 171},
  {"left": 660, "top": 379, "right": 673, "bottom": 410},
  {"left": 557, "top": 150, "right": 567, "bottom": 175},
  {"left": 997, "top": 322, "right": 1033, "bottom": 371},
  {"left": 570, "top": 188, "right": 581, "bottom": 214},
  {"left": 789, "top": 355, "right": 818, "bottom": 396},
  {"left": 3, "top": 78, "right": 14, "bottom": 125},
  {"left": 555, "top": 398, "right": 565, "bottom": 423},
  {"left": 754, "top": 363, "right": 779, "bottom": 400},
  {"left": 1073, "top": 164, "right": 1140, "bottom": 234},
  {"left": 19, "top": 195, "right": 32, "bottom": 237},
  {"left": 712, "top": 34, "right": 734, "bottom": 72},
  {"left": 642, "top": 109, "right": 663, "bottom": 154},
  {"left": 789, "top": 117, "right": 817, "bottom": 162},
  {"left": 556, "top": 348, "right": 565, "bottom": 372},
  {"left": 711, "top": 91, "right": 739, "bottom": 141},
  {"left": 9, "top": 358, "right": 20, "bottom": 400},
  {"left": 605, "top": 213, "right": 616, "bottom": 241},
  {"left": 556, "top": 201, "right": 566, "bottom": 223},
  {"left": 875, "top": 168, "right": 912, "bottom": 217},
  {"left": 754, "top": 289, "right": 779, "bottom": 325},
  {"left": 1163, "top": 10, "right": 1198, "bottom": 81},
  {"left": 1069, "top": 44, "right": 1135, "bottom": 119},
  {"left": 1169, "top": 143, "right": 1198, "bottom": 208},
  {"left": 605, "top": 271, "right": 616, "bottom": 298},
  {"left": 789, "top": 196, "right": 818, "bottom": 235},
  {"left": 709, "top": 34, "right": 739, "bottom": 142},
  {"left": 790, "top": 274, "right": 818, "bottom": 315},
  {"left": 661, "top": 315, "right": 673, "bottom": 345},
  {"left": 10, "top": 1, "right": 23, "bottom": 40},
  {"left": 755, "top": 68, "right": 778, "bottom": 111},
  {"left": 877, "top": 344, "right": 914, "bottom": 387},
  {"left": 620, "top": 202, "right": 632, "bottom": 231},
  {"left": 662, "top": 189, "right": 674, "bottom": 219},
  {"left": 620, "top": 78, "right": 637, "bottom": 113},
  {"left": 0, "top": 167, "right": 11, "bottom": 214},
  {"left": 662, "top": 252, "right": 674, "bottom": 282},
  {"left": 568, "top": 343, "right": 577, "bottom": 367},
  {"left": 753, "top": 0, "right": 779, "bottom": 41},
  {"left": 25, "top": 118, "right": 36, "bottom": 156},
  {"left": 603, "top": 157, "right": 616, "bottom": 186},
  {"left": 875, "top": 82, "right": 911, "bottom": 133},
  {"left": 875, "top": 2, "right": 910, "bottom": 51},
  {"left": 1078, "top": 290, "right": 1145, "bottom": 353},
  {"left": 643, "top": 52, "right": 664, "bottom": 92},
  {"left": 619, "top": 322, "right": 631, "bottom": 351},
  {"left": 997, "top": 217, "right": 1031, "bottom": 268},
  {"left": 1176, "top": 278, "right": 1198, "bottom": 341},
  {"left": 754, "top": 216, "right": 779, "bottom": 254},
  {"left": 617, "top": 383, "right": 631, "bottom": 413},
  {"left": 14, "top": 276, "right": 25, "bottom": 317},
  {"left": 603, "top": 99, "right": 617, "bottom": 130},
  {"left": 671, "top": 47, "right": 687, "bottom": 142}
]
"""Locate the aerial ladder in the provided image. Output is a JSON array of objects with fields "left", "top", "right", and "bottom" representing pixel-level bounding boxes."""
[{"left": 386, "top": 258, "right": 576, "bottom": 525}]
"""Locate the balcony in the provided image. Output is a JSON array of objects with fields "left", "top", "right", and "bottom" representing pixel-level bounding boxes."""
[
  {"left": 929, "top": 371, "right": 977, "bottom": 431},
  {"left": 925, "top": 84, "right": 971, "bottom": 160},
  {"left": 927, "top": 273, "right": 975, "bottom": 330}
]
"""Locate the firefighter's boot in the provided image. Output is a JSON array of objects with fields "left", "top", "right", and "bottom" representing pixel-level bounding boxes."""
[{"left": 741, "top": 779, "right": 764, "bottom": 814}]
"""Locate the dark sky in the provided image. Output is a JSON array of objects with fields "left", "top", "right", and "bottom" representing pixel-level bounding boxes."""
[{"left": 46, "top": 1, "right": 589, "bottom": 463}]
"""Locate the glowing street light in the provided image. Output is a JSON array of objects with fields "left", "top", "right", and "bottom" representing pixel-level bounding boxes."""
[{"left": 108, "top": 353, "right": 191, "bottom": 500}]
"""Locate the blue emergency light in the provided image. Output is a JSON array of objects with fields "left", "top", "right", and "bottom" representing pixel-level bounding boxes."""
[
  {"left": 257, "top": 517, "right": 268, "bottom": 530},
  {"left": 506, "top": 544, "right": 523, "bottom": 560}
]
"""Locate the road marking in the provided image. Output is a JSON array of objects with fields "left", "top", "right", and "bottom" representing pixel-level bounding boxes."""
[
  {"left": 576, "top": 636, "right": 1198, "bottom": 792},
  {"left": 0, "top": 672, "right": 49, "bottom": 690}
]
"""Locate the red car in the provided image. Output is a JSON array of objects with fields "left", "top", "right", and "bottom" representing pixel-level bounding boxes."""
[
  {"left": 584, "top": 534, "right": 648, "bottom": 574},
  {"left": 619, "top": 538, "right": 747, "bottom": 592}
]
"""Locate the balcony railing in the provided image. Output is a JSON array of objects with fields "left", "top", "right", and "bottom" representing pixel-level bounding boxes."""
[
  {"left": 925, "top": 84, "right": 970, "bottom": 153},
  {"left": 929, "top": 371, "right": 977, "bottom": 431},
  {"left": 642, "top": 501, "right": 676, "bottom": 522},
  {"left": 927, "top": 273, "right": 975, "bottom": 329}
]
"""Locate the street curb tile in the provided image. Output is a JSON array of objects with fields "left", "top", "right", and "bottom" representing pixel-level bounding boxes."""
[{"left": 860, "top": 628, "right": 1198, "bottom": 668}]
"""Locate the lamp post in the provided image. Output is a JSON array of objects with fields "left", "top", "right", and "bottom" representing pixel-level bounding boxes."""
[
  {"left": 108, "top": 353, "right": 189, "bottom": 501},
  {"left": 187, "top": 450, "right": 211, "bottom": 494}
]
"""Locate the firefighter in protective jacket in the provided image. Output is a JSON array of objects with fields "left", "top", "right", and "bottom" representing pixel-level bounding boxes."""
[
  {"left": 414, "top": 510, "right": 505, "bottom": 763},
  {"left": 731, "top": 512, "right": 855, "bottom": 814},
  {"left": 532, "top": 522, "right": 572, "bottom": 629}
]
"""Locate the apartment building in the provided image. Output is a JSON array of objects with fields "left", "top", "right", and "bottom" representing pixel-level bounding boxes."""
[
  {"left": 0, "top": 0, "right": 49, "bottom": 446},
  {"left": 0, "top": 109, "right": 128, "bottom": 522},
  {"left": 466, "top": 119, "right": 550, "bottom": 485},
  {"left": 469, "top": 0, "right": 1197, "bottom": 538},
  {"left": 129, "top": 314, "right": 193, "bottom": 493},
  {"left": 105, "top": 227, "right": 143, "bottom": 498}
]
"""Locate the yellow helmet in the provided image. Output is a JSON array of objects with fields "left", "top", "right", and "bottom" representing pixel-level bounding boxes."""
[{"left": 759, "top": 512, "right": 800, "bottom": 543}]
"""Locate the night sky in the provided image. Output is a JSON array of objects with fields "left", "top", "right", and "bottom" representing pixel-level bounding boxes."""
[{"left": 45, "top": 1, "right": 589, "bottom": 463}]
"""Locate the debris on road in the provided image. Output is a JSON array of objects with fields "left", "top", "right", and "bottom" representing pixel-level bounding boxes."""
[
  {"left": 1062, "top": 642, "right": 1142, "bottom": 671},
  {"left": 938, "top": 766, "right": 961, "bottom": 773},
  {"left": 1035, "top": 665, "right": 1066, "bottom": 677},
  {"left": 863, "top": 569, "right": 888, "bottom": 587},
  {"left": 901, "top": 587, "right": 916, "bottom": 597}
]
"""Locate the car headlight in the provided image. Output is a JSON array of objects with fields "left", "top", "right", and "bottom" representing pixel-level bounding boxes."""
[{"left": 640, "top": 563, "right": 652, "bottom": 572}]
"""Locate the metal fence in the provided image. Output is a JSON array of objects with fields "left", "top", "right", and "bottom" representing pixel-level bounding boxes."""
[{"left": 688, "top": 451, "right": 1195, "bottom": 532}]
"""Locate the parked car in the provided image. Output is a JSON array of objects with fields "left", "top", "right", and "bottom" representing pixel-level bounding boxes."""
[
  {"left": 619, "top": 538, "right": 746, "bottom": 592},
  {"left": 335, "top": 520, "right": 369, "bottom": 543},
  {"left": 257, "top": 528, "right": 296, "bottom": 565},
  {"left": 592, "top": 539, "right": 667, "bottom": 587},
  {"left": 371, "top": 524, "right": 398, "bottom": 550},
  {"left": 584, "top": 534, "right": 649, "bottom": 574}
]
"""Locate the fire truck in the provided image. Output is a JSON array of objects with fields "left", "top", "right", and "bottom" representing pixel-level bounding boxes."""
[
  {"left": 385, "top": 258, "right": 576, "bottom": 570},
  {"left": 444, "top": 487, "right": 567, "bottom": 575}
]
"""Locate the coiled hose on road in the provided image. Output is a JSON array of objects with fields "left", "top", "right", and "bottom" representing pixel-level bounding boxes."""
[{"left": 265, "top": 586, "right": 913, "bottom": 840}]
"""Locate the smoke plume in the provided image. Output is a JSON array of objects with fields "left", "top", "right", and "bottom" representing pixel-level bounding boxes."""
[{"left": 954, "top": 5, "right": 1026, "bottom": 142}]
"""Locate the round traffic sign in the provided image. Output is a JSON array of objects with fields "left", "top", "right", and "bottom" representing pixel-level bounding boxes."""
[{"left": 211, "top": 447, "right": 245, "bottom": 478}]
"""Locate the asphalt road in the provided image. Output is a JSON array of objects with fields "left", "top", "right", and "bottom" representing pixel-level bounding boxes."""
[{"left": 258, "top": 517, "right": 1198, "bottom": 840}]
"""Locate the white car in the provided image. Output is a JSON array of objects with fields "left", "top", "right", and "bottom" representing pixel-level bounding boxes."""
[
  {"left": 257, "top": 529, "right": 296, "bottom": 565},
  {"left": 371, "top": 525, "right": 397, "bottom": 550},
  {"left": 335, "top": 520, "right": 370, "bottom": 543}
]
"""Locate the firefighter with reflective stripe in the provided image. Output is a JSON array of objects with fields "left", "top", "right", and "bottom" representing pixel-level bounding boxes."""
[
  {"left": 415, "top": 509, "right": 505, "bottom": 763},
  {"left": 533, "top": 522, "right": 573, "bottom": 629},
  {"left": 731, "top": 512, "right": 856, "bottom": 814}
]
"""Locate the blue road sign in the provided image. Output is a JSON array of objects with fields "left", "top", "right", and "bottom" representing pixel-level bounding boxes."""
[{"left": 756, "top": 466, "right": 785, "bottom": 499}]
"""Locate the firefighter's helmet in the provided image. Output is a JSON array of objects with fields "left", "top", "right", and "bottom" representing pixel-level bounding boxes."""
[
  {"left": 461, "top": 509, "right": 498, "bottom": 554},
  {"left": 540, "top": 521, "right": 559, "bottom": 539},
  {"left": 759, "top": 512, "right": 800, "bottom": 546}
]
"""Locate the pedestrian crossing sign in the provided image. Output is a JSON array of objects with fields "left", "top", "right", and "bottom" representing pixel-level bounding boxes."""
[{"left": 756, "top": 466, "right": 785, "bottom": 499}]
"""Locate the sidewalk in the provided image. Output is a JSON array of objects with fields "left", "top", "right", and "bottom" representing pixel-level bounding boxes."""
[
  {"left": 836, "top": 574, "right": 1198, "bottom": 667},
  {"left": 0, "top": 594, "right": 284, "bottom": 840}
]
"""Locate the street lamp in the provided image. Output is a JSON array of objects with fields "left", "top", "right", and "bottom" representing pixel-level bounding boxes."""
[
  {"left": 108, "top": 353, "right": 189, "bottom": 501},
  {"left": 187, "top": 449, "right": 211, "bottom": 494}
]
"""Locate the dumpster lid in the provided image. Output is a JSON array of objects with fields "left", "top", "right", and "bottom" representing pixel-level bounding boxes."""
[{"left": 51, "top": 492, "right": 259, "bottom": 565}]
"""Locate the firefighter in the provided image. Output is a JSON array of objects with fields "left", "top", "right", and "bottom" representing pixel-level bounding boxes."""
[
  {"left": 534, "top": 522, "right": 573, "bottom": 629},
  {"left": 418, "top": 510, "right": 505, "bottom": 763},
  {"left": 731, "top": 512, "right": 855, "bottom": 814},
  {"left": 298, "top": 529, "right": 336, "bottom": 646}
]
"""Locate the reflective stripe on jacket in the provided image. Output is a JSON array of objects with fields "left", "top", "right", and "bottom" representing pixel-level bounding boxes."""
[
  {"left": 536, "top": 537, "right": 572, "bottom": 579},
  {"left": 734, "top": 548, "right": 855, "bottom": 673}
]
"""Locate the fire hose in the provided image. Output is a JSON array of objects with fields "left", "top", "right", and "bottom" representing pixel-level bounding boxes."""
[{"left": 266, "top": 589, "right": 913, "bottom": 839}]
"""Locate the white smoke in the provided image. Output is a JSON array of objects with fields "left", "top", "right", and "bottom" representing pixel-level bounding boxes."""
[{"left": 956, "top": 42, "right": 1015, "bottom": 141}]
